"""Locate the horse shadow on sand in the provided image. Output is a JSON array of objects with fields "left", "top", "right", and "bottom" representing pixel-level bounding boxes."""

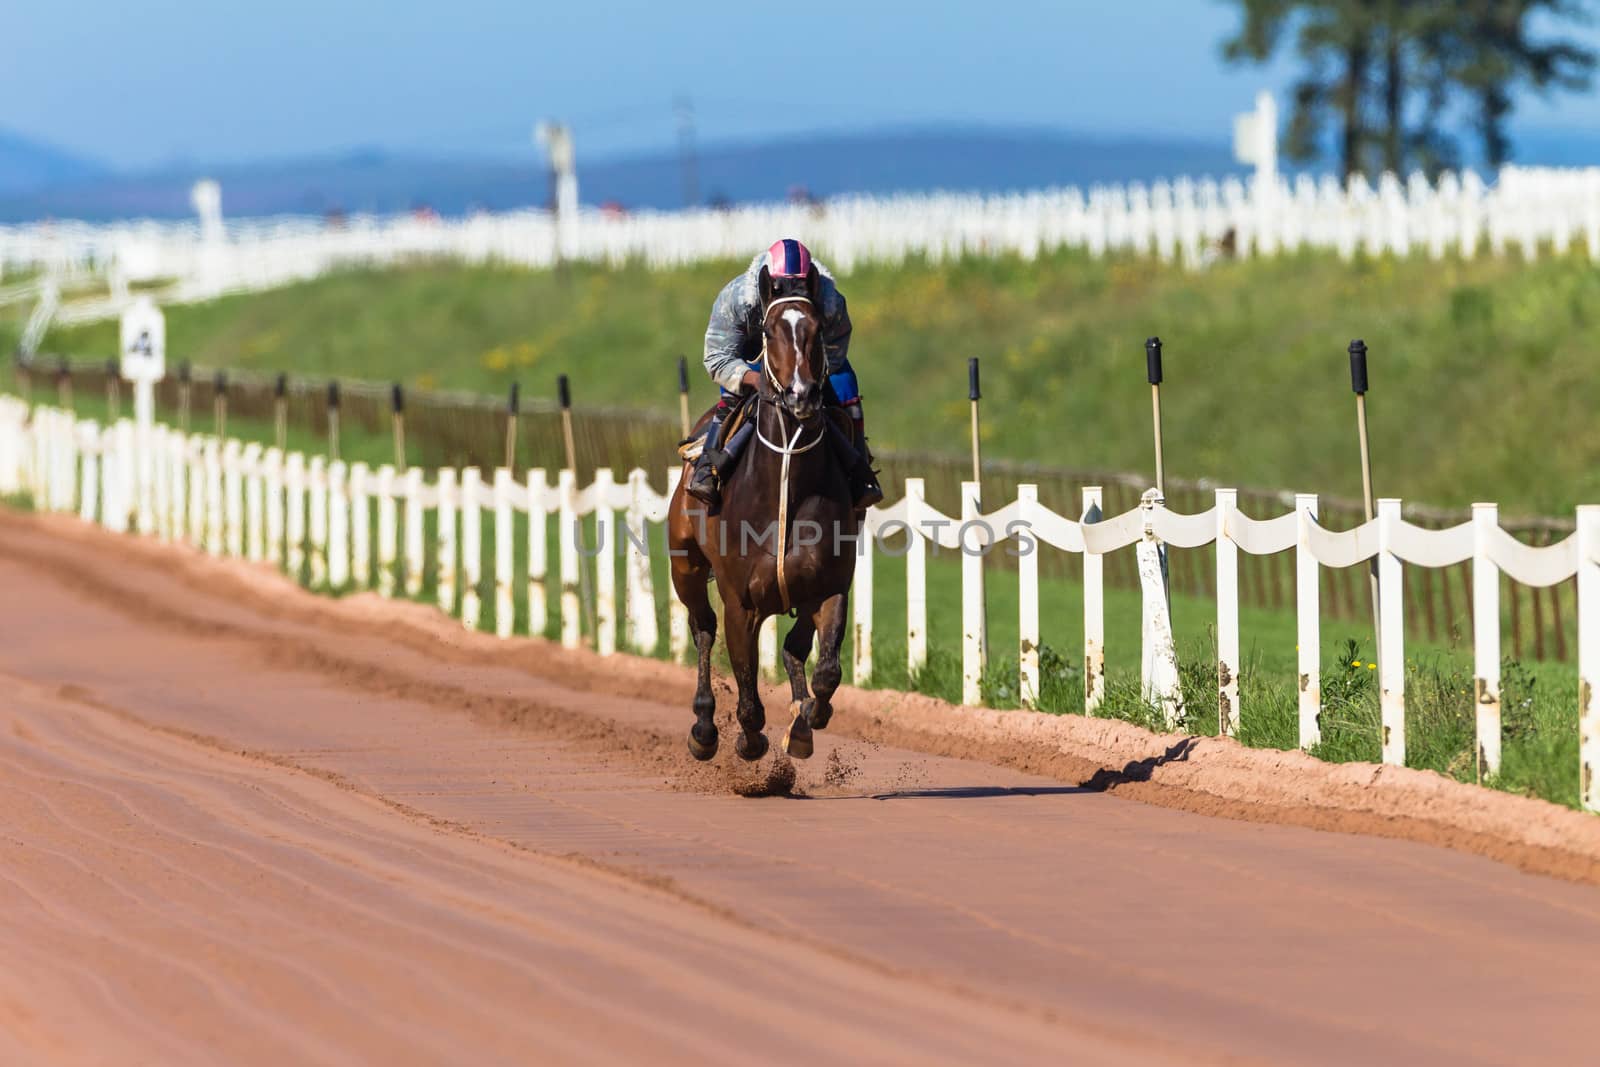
[{"left": 860, "top": 736, "right": 1200, "bottom": 802}]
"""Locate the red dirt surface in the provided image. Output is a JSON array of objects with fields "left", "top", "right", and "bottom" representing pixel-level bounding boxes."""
[{"left": 3, "top": 510, "right": 1600, "bottom": 1065}]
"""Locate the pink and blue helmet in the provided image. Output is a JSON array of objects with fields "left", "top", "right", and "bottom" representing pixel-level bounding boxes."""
[{"left": 763, "top": 238, "right": 812, "bottom": 278}]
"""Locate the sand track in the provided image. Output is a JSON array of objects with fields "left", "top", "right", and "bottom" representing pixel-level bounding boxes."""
[{"left": 2, "top": 510, "right": 1599, "bottom": 1065}]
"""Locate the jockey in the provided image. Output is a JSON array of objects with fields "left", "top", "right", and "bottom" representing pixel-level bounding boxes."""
[{"left": 686, "top": 238, "right": 884, "bottom": 512}]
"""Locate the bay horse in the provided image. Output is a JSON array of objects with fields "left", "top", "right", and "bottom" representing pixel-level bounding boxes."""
[{"left": 667, "top": 268, "right": 859, "bottom": 763}]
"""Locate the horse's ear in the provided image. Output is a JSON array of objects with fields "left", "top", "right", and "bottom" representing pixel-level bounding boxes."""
[
  {"left": 804, "top": 264, "right": 822, "bottom": 305},
  {"left": 758, "top": 265, "right": 774, "bottom": 308}
]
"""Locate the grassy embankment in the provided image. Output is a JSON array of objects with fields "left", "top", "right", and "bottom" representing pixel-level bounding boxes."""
[{"left": 4, "top": 245, "right": 1593, "bottom": 806}]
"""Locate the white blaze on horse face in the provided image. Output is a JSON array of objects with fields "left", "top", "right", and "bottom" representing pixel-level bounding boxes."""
[{"left": 780, "top": 307, "right": 811, "bottom": 394}]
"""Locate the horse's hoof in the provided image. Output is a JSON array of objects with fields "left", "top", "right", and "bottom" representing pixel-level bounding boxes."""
[
  {"left": 783, "top": 715, "right": 814, "bottom": 760},
  {"left": 688, "top": 724, "right": 719, "bottom": 762},
  {"left": 805, "top": 698, "right": 833, "bottom": 731},
  {"left": 735, "top": 730, "right": 769, "bottom": 762}
]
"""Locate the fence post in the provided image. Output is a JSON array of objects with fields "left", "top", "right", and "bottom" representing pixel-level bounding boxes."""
[
  {"left": 264, "top": 448, "right": 283, "bottom": 567},
  {"left": 117, "top": 421, "right": 136, "bottom": 533},
  {"left": 1082, "top": 486, "right": 1105, "bottom": 714},
  {"left": 437, "top": 467, "right": 458, "bottom": 616},
  {"left": 187, "top": 436, "right": 207, "bottom": 547},
  {"left": 760, "top": 615, "right": 779, "bottom": 678},
  {"left": 349, "top": 461, "right": 370, "bottom": 587},
  {"left": 1378, "top": 497, "right": 1406, "bottom": 766},
  {"left": 625, "top": 468, "right": 659, "bottom": 655},
  {"left": 494, "top": 467, "right": 514, "bottom": 638},
  {"left": 151, "top": 425, "right": 170, "bottom": 539},
  {"left": 960, "top": 479, "right": 987, "bottom": 705},
  {"left": 1296, "top": 493, "right": 1322, "bottom": 748},
  {"left": 667, "top": 466, "right": 688, "bottom": 661},
  {"left": 403, "top": 467, "right": 423, "bottom": 598},
  {"left": 906, "top": 477, "right": 928, "bottom": 681},
  {"left": 205, "top": 438, "right": 224, "bottom": 556},
  {"left": 170, "top": 433, "right": 188, "bottom": 543},
  {"left": 79, "top": 421, "right": 99, "bottom": 524},
  {"left": 285, "top": 452, "right": 305, "bottom": 580},
  {"left": 376, "top": 464, "right": 397, "bottom": 597},
  {"left": 528, "top": 468, "right": 549, "bottom": 637},
  {"left": 1017, "top": 484, "right": 1039, "bottom": 707},
  {"left": 307, "top": 455, "right": 327, "bottom": 585},
  {"left": 244, "top": 443, "right": 264, "bottom": 562},
  {"left": 1215, "top": 488, "right": 1241, "bottom": 736},
  {"left": 328, "top": 460, "right": 349, "bottom": 587},
  {"left": 224, "top": 440, "right": 244, "bottom": 558},
  {"left": 1139, "top": 488, "right": 1184, "bottom": 729},
  {"left": 593, "top": 468, "right": 618, "bottom": 655},
  {"left": 558, "top": 468, "right": 580, "bottom": 648},
  {"left": 1579, "top": 506, "right": 1600, "bottom": 811},
  {"left": 461, "top": 466, "right": 482, "bottom": 630},
  {"left": 1473, "top": 503, "right": 1502, "bottom": 780},
  {"left": 854, "top": 508, "right": 875, "bottom": 686}
]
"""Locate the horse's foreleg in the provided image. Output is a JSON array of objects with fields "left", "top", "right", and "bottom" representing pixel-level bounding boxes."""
[
  {"left": 781, "top": 611, "right": 819, "bottom": 759},
  {"left": 672, "top": 565, "right": 719, "bottom": 761},
  {"left": 807, "top": 591, "right": 849, "bottom": 732},
  {"left": 722, "top": 602, "right": 769, "bottom": 762}
]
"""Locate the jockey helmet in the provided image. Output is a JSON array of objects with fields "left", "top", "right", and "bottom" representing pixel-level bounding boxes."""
[{"left": 763, "top": 238, "right": 812, "bottom": 279}]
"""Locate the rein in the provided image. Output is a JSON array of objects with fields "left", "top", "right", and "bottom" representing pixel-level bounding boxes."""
[{"left": 754, "top": 293, "right": 825, "bottom": 615}]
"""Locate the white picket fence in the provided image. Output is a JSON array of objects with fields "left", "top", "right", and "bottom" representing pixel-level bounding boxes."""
[
  {"left": 6, "top": 395, "right": 1600, "bottom": 810},
  {"left": 6, "top": 165, "right": 1600, "bottom": 325}
]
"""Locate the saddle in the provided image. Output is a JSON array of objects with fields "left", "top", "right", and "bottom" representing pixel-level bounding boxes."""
[{"left": 676, "top": 392, "right": 758, "bottom": 462}]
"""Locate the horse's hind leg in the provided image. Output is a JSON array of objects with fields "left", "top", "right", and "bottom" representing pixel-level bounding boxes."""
[
  {"left": 807, "top": 591, "right": 849, "bottom": 732},
  {"left": 671, "top": 563, "right": 719, "bottom": 761},
  {"left": 722, "top": 602, "right": 769, "bottom": 762},
  {"left": 781, "top": 611, "right": 818, "bottom": 759}
]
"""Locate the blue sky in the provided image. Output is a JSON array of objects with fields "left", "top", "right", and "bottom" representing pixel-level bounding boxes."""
[{"left": 6, "top": 0, "right": 1599, "bottom": 169}]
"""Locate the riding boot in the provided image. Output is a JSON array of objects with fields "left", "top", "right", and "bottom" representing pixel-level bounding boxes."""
[
  {"left": 685, "top": 412, "right": 725, "bottom": 511},
  {"left": 824, "top": 411, "right": 884, "bottom": 511},
  {"left": 849, "top": 420, "right": 884, "bottom": 510}
]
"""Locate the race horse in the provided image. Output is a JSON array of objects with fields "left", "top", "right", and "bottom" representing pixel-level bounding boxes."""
[{"left": 667, "top": 269, "right": 859, "bottom": 763}]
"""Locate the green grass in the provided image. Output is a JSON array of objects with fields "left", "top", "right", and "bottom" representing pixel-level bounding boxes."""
[{"left": 14, "top": 247, "right": 1600, "bottom": 514}]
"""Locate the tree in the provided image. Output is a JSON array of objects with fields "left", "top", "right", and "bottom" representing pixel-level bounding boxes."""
[
  {"left": 1220, "top": 0, "right": 1596, "bottom": 177},
  {"left": 1443, "top": 1, "right": 1596, "bottom": 168},
  {"left": 1222, "top": 0, "right": 1380, "bottom": 181}
]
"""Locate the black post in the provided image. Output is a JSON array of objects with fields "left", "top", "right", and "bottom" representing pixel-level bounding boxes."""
[
  {"left": 677, "top": 355, "right": 691, "bottom": 437},
  {"left": 274, "top": 372, "right": 288, "bottom": 452},
  {"left": 56, "top": 356, "right": 72, "bottom": 409},
  {"left": 505, "top": 381, "right": 520, "bottom": 473},
  {"left": 178, "top": 360, "right": 192, "bottom": 434},
  {"left": 1146, "top": 336, "right": 1165, "bottom": 495},
  {"left": 213, "top": 370, "right": 228, "bottom": 438},
  {"left": 1350, "top": 339, "right": 1379, "bottom": 663},
  {"left": 391, "top": 382, "right": 406, "bottom": 471},
  {"left": 326, "top": 379, "right": 341, "bottom": 461},
  {"left": 105, "top": 356, "right": 121, "bottom": 421},
  {"left": 967, "top": 356, "right": 982, "bottom": 492},
  {"left": 558, "top": 374, "right": 576, "bottom": 472}
]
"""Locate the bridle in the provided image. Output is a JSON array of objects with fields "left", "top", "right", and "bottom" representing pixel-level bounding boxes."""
[{"left": 753, "top": 293, "right": 826, "bottom": 614}]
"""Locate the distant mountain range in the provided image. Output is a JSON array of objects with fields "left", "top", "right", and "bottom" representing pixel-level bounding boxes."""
[
  {"left": 0, "top": 130, "right": 106, "bottom": 199},
  {"left": 3, "top": 123, "right": 1598, "bottom": 223},
  {"left": 0, "top": 125, "right": 1247, "bottom": 222}
]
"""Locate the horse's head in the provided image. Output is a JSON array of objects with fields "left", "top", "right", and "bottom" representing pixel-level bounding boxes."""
[{"left": 757, "top": 262, "right": 825, "bottom": 420}]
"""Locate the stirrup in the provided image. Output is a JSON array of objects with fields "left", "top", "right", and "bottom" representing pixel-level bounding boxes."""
[{"left": 851, "top": 468, "right": 884, "bottom": 510}]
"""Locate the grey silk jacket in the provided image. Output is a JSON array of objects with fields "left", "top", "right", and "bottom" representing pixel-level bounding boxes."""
[{"left": 702, "top": 252, "right": 853, "bottom": 393}]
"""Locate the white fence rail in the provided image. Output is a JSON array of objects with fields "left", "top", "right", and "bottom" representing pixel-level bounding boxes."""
[
  {"left": 5, "top": 395, "right": 1599, "bottom": 810},
  {"left": 6, "top": 165, "right": 1600, "bottom": 321}
]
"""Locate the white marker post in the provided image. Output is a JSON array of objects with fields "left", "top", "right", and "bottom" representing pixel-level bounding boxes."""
[{"left": 119, "top": 297, "right": 165, "bottom": 535}]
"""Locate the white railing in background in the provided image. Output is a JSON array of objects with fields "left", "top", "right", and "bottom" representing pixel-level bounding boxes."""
[
  {"left": 4, "top": 394, "right": 1599, "bottom": 811},
  {"left": 4, "top": 165, "right": 1600, "bottom": 324}
]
